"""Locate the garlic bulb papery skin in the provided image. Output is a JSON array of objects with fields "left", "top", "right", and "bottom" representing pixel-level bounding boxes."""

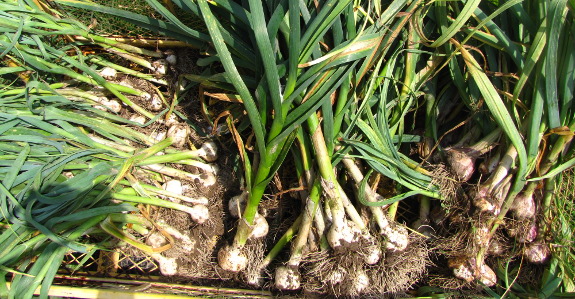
[
  {"left": 63, "top": 172, "right": 75, "bottom": 179},
  {"left": 199, "top": 162, "right": 219, "bottom": 175},
  {"left": 479, "top": 263, "right": 497, "bottom": 287},
  {"left": 163, "top": 180, "right": 183, "bottom": 196},
  {"left": 152, "top": 59, "right": 168, "bottom": 75},
  {"left": 129, "top": 115, "right": 147, "bottom": 125},
  {"left": 473, "top": 224, "right": 491, "bottom": 248},
  {"left": 446, "top": 147, "right": 478, "bottom": 182},
  {"left": 167, "top": 125, "right": 190, "bottom": 148},
  {"left": 218, "top": 245, "right": 248, "bottom": 272},
  {"left": 449, "top": 257, "right": 476, "bottom": 283},
  {"left": 327, "top": 267, "right": 347, "bottom": 285},
  {"left": 363, "top": 243, "right": 382, "bottom": 265},
  {"left": 473, "top": 192, "right": 500, "bottom": 215},
  {"left": 99, "top": 66, "right": 117, "bottom": 79},
  {"left": 151, "top": 131, "right": 167, "bottom": 142},
  {"left": 274, "top": 266, "right": 301, "bottom": 290},
  {"left": 228, "top": 192, "right": 247, "bottom": 218},
  {"left": 150, "top": 94, "right": 163, "bottom": 111},
  {"left": 118, "top": 79, "right": 135, "bottom": 90},
  {"left": 245, "top": 269, "right": 265, "bottom": 288},
  {"left": 95, "top": 98, "right": 122, "bottom": 113},
  {"left": 248, "top": 213, "right": 269, "bottom": 239},
  {"left": 151, "top": 253, "right": 178, "bottom": 276},
  {"left": 510, "top": 192, "right": 536, "bottom": 219},
  {"left": 517, "top": 222, "right": 537, "bottom": 243},
  {"left": 196, "top": 173, "right": 216, "bottom": 187},
  {"left": 360, "top": 233, "right": 382, "bottom": 265},
  {"left": 327, "top": 219, "right": 359, "bottom": 250},
  {"left": 383, "top": 225, "right": 409, "bottom": 252},
  {"left": 188, "top": 205, "right": 209, "bottom": 224},
  {"left": 165, "top": 50, "right": 177, "bottom": 65},
  {"left": 524, "top": 242, "right": 550, "bottom": 264},
  {"left": 166, "top": 54, "right": 177, "bottom": 65},
  {"left": 146, "top": 232, "right": 168, "bottom": 248},
  {"left": 140, "top": 92, "right": 152, "bottom": 101},
  {"left": 164, "top": 113, "right": 179, "bottom": 127},
  {"left": 196, "top": 141, "right": 218, "bottom": 162},
  {"left": 351, "top": 269, "right": 370, "bottom": 294},
  {"left": 488, "top": 239, "right": 505, "bottom": 256}
]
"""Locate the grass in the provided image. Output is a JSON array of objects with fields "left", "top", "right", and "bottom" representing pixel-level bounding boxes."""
[{"left": 553, "top": 169, "right": 575, "bottom": 292}]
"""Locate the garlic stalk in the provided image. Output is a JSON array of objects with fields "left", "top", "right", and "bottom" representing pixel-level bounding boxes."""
[
  {"left": 342, "top": 157, "right": 409, "bottom": 251},
  {"left": 472, "top": 146, "right": 518, "bottom": 213},
  {"left": 111, "top": 192, "right": 209, "bottom": 224},
  {"left": 142, "top": 164, "right": 216, "bottom": 187}
]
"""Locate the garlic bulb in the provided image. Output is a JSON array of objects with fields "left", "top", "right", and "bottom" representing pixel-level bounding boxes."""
[
  {"left": 327, "top": 220, "right": 359, "bottom": 250},
  {"left": 249, "top": 213, "right": 269, "bottom": 239},
  {"left": 351, "top": 269, "right": 370, "bottom": 294},
  {"left": 165, "top": 50, "right": 177, "bottom": 65},
  {"left": 274, "top": 266, "right": 301, "bottom": 290},
  {"left": 150, "top": 94, "right": 163, "bottom": 111},
  {"left": 228, "top": 192, "right": 247, "bottom": 218},
  {"left": 478, "top": 263, "right": 496, "bottom": 287},
  {"left": 189, "top": 205, "right": 209, "bottom": 224},
  {"left": 99, "top": 66, "right": 117, "bottom": 79},
  {"left": 163, "top": 180, "right": 183, "bottom": 196},
  {"left": 218, "top": 245, "right": 248, "bottom": 272},
  {"left": 524, "top": 242, "right": 550, "bottom": 264},
  {"left": 446, "top": 147, "right": 478, "bottom": 182},
  {"left": 197, "top": 141, "right": 218, "bottom": 162},
  {"left": 129, "top": 115, "right": 146, "bottom": 125},
  {"left": 167, "top": 125, "right": 190, "bottom": 147},
  {"left": 449, "top": 256, "right": 476, "bottom": 283},
  {"left": 363, "top": 243, "right": 382, "bottom": 265},
  {"left": 510, "top": 191, "right": 536, "bottom": 219},
  {"left": 151, "top": 253, "right": 178, "bottom": 276},
  {"left": 152, "top": 59, "right": 168, "bottom": 75}
]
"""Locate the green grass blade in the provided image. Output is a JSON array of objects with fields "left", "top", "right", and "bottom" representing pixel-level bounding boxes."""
[
  {"left": 512, "top": 18, "right": 547, "bottom": 103},
  {"left": 197, "top": 0, "right": 266, "bottom": 154},
  {"left": 472, "top": 3, "right": 524, "bottom": 68},
  {"left": 544, "top": 0, "right": 568, "bottom": 129},
  {"left": 459, "top": 44, "right": 527, "bottom": 173},
  {"left": 56, "top": 0, "right": 210, "bottom": 46},
  {"left": 299, "top": 0, "right": 353, "bottom": 63},
  {"left": 284, "top": 0, "right": 300, "bottom": 98},
  {"left": 267, "top": 0, "right": 288, "bottom": 42},
  {"left": 247, "top": 0, "right": 283, "bottom": 138},
  {"left": 430, "top": 0, "right": 481, "bottom": 48},
  {"left": 558, "top": 21, "right": 575, "bottom": 123}
]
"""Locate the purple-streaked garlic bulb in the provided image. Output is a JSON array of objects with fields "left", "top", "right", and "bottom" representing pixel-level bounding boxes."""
[
  {"left": 478, "top": 263, "right": 496, "bottom": 287},
  {"left": 510, "top": 191, "right": 536, "bottom": 219},
  {"left": 446, "top": 147, "right": 480, "bottom": 182},
  {"left": 524, "top": 242, "right": 550, "bottom": 264}
]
